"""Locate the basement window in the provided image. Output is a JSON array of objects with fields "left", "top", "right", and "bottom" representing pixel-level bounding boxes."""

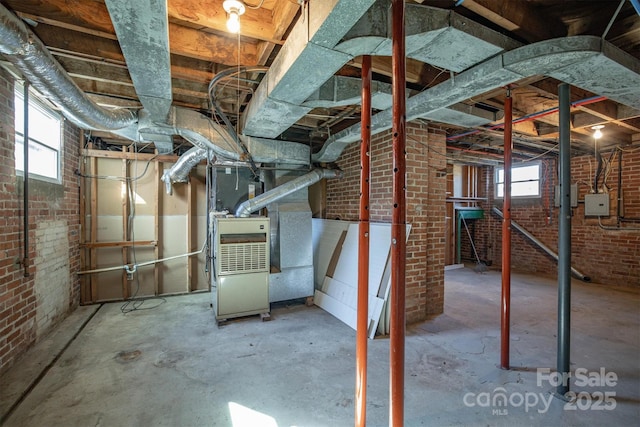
[
  {"left": 495, "top": 162, "right": 541, "bottom": 198},
  {"left": 14, "top": 83, "right": 62, "bottom": 182}
]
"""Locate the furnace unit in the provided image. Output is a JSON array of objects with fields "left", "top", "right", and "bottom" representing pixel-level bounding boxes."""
[{"left": 211, "top": 217, "right": 270, "bottom": 322}]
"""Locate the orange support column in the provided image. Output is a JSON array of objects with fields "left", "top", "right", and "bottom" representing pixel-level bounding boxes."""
[
  {"left": 355, "top": 54, "right": 372, "bottom": 427},
  {"left": 501, "top": 92, "right": 512, "bottom": 370},
  {"left": 390, "top": 0, "right": 406, "bottom": 425}
]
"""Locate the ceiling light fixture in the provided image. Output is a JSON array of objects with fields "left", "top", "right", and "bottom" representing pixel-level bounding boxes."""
[
  {"left": 223, "top": 0, "right": 245, "bottom": 34},
  {"left": 591, "top": 125, "right": 604, "bottom": 140}
]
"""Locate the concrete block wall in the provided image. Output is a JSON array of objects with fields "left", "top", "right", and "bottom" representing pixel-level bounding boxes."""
[
  {"left": 0, "top": 68, "right": 81, "bottom": 374},
  {"left": 475, "top": 150, "right": 640, "bottom": 287},
  {"left": 326, "top": 122, "right": 447, "bottom": 321}
]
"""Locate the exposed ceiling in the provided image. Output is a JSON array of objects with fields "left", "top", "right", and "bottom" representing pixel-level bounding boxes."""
[{"left": 1, "top": 0, "right": 639, "bottom": 165}]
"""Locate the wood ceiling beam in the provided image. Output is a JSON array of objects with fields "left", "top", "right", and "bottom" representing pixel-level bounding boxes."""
[
  {"left": 57, "top": 56, "right": 132, "bottom": 86},
  {"left": 74, "top": 77, "right": 139, "bottom": 99},
  {"left": 33, "top": 22, "right": 225, "bottom": 86},
  {"left": 530, "top": 79, "right": 617, "bottom": 120},
  {"left": 464, "top": 90, "right": 631, "bottom": 148},
  {"left": 458, "top": 0, "right": 566, "bottom": 42},
  {"left": 348, "top": 56, "right": 426, "bottom": 85},
  {"left": 59, "top": 58, "right": 207, "bottom": 103},
  {"left": 256, "top": 1, "right": 299, "bottom": 65},
  {"left": 74, "top": 77, "right": 204, "bottom": 110},
  {"left": 87, "top": 94, "right": 141, "bottom": 109},
  {"left": 573, "top": 112, "right": 640, "bottom": 134},
  {"left": 472, "top": 98, "right": 540, "bottom": 137},
  {"left": 167, "top": 0, "right": 280, "bottom": 45},
  {"left": 63, "top": 60, "right": 208, "bottom": 103},
  {"left": 16, "top": 11, "right": 117, "bottom": 40},
  {"left": 169, "top": 55, "right": 224, "bottom": 84},
  {"left": 608, "top": 13, "right": 640, "bottom": 52},
  {"left": 529, "top": 79, "right": 640, "bottom": 135},
  {"left": 5, "top": 0, "right": 258, "bottom": 65},
  {"left": 50, "top": 46, "right": 219, "bottom": 87},
  {"left": 169, "top": 23, "right": 258, "bottom": 64},
  {"left": 2, "top": 0, "right": 115, "bottom": 35},
  {"left": 32, "top": 23, "right": 124, "bottom": 61}
]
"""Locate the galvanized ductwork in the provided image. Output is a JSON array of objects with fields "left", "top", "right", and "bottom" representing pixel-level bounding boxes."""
[
  {"left": 0, "top": 4, "right": 137, "bottom": 130},
  {"left": 242, "top": 1, "right": 518, "bottom": 139},
  {"left": 0, "top": 2, "right": 311, "bottom": 186},
  {"left": 147, "top": 107, "right": 312, "bottom": 194},
  {"left": 161, "top": 146, "right": 212, "bottom": 195},
  {"left": 315, "top": 36, "right": 640, "bottom": 162},
  {"left": 105, "top": 0, "right": 172, "bottom": 122},
  {"left": 235, "top": 168, "right": 342, "bottom": 217}
]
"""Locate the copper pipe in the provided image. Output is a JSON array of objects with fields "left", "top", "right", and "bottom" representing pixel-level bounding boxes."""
[
  {"left": 355, "top": 54, "right": 372, "bottom": 427},
  {"left": 500, "top": 93, "right": 512, "bottom": 370},
  {"left": 390, "top": 0, "right": 406, "bottom": 425}
]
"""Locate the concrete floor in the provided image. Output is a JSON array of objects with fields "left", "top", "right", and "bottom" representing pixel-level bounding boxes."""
[{"left": 1, "top": 267, "right": 639, "bottom": 426}]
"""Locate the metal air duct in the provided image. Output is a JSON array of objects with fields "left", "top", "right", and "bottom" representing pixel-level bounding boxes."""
[
  {"left": 316, "top": 36, "right": 640, "bottom": 162},
  {"left": 105, "top": 0, "right": 172, "bottom": 122},
  {"left": 0, "top": 3, "right": 137, "bottom": 130},
  {"left": 0, "top": 3, "right": 310, "bottom": 181},
  {"left": 161, "top": 146, "right": 212, "bottom": 195},
  {"left": 242, "top": 1, "right": 518, "bottom": 139},
  {"left": 235, "top": 168, "right": 342, "bottom": 217}
]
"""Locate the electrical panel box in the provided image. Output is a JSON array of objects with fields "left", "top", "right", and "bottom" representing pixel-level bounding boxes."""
[
  {"left": 584, "top": 193, "right": 610, "bottom": 216},
  {"left": 554, "top": 184, "right": 578, "bottom": 208}
]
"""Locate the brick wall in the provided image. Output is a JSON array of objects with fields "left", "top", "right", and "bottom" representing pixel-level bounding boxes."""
[
  {"left": 0, "top": 68, "right": 81, "bottom": 374},
  {"left": 326, "top": 122, "right": 447, "bottom": 321},
  {"left": 475, "top": 150, "right": 640, "bottom": 287}
]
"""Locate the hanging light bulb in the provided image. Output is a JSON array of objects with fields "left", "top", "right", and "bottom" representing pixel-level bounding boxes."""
[
  {"left": 227, "top": 11, "right": 240, "bottom": 33},
  {"left": 591, "top": 125, "right": 604, "bottom": 140},
  {"left": 223, "top": 0, "right": 245, "bottom": 34}
]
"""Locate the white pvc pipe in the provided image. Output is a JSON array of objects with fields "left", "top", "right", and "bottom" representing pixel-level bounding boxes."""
[{"left": 78, "top": 241, "right": 206, "bottom": 275}]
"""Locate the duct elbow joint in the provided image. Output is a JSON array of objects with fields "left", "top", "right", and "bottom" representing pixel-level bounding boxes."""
[
  {"left": 160, "top": 170, "right": 174, "bottom": 195},
  {"left": 235, "top": 208, "right": 251, "bottom": 218},
  {"left": 329, "top": 169, "right": 343, "bottom": 179}
]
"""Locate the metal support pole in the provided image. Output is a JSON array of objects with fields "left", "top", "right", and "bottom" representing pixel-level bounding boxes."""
[
  {"left": 355, "top": 54, "right": 371, "bottom": 427},
  {"left": 23, "top": 82, "right": 30, "bottom": 277},
  {"left": 390, "top": 0, "right": 406, "bottom": 425},
  {"left": 557, "top": 83, "right": 572, "bottom": 397},
  {"left": 500, "top": 92, "right": 512, "bottom": 370}
]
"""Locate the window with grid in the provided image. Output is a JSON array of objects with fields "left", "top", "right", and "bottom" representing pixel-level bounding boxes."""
[
  {"left": 14, "top": 84, "right": 62, "bottom": 182},
  {"left": 495, "top": 162, "right": 541, "bottom": 198}
]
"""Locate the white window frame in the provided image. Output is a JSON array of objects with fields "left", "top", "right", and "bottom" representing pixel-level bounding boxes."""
[
  {"left": 495, "top": 161, "right": 542, "bottom": 199},
  {"left": 14, "top": 83, "right": 63, "bottom": 183}
]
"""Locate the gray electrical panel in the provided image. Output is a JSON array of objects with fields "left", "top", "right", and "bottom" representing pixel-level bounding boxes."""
[
  {"left": 584, "top": 193, "right": 610, "bottom": 216},
  {"left": 554, "top": 184, "right": 578, "bottom": 207}
]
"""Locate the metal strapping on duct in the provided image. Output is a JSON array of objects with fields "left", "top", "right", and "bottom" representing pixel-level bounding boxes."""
[
  {"left": 235, "top": 168, "right": 342, "bottom": 217},
  {"left": 0, "top": 3, "right": 137, "bottom": 130}
]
